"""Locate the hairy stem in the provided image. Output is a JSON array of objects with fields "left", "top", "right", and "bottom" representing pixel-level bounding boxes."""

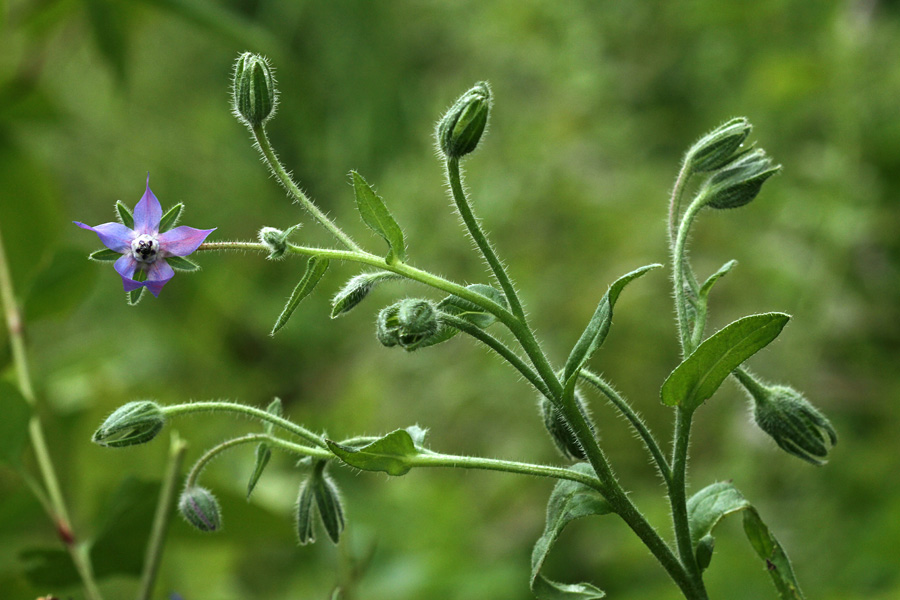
[{"left": 672, "top": 194, "right": 707, "bottom": 355}]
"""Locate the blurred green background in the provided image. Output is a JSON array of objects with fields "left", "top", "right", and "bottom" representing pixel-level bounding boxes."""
[{"left": 1, "top": 1, "right": 899, "bottom": 598}]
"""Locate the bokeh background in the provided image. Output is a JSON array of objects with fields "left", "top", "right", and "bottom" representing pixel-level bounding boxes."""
[{"left": 1, "top": 1, "right": 899, "bottom": 599}]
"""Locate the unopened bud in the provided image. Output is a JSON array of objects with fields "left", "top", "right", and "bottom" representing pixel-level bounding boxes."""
[
  {"left": 233, "top": 52, "right": 278, "bottom": 128},
  {"left": 376, "top": 299, "right": 439, "bottom": 351},
  {"left": 179, "top": 486, "right": 222, "bottom": 532},
  {"left": 436, "top": 82, "right": 491, "bottom": 159},
  {"left": 686, "top": 118, "right": 752, "bottom": 173},
  {"left": 92, "top": 401, "right": 165, "bottom": 448},
  {"left": 258, "top": 224, "right": 300, "bottom": 259},
  {"left": 539, "top": 392, "right": 593, "bottom": 461},
  {"left": 702, "top": 149, "right": 781, "bottom": 209}
]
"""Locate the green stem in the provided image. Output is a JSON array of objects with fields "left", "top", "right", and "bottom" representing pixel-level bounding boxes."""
[
  {"left": 251, "top": 124, "right": 362, "bottom": 252},
  {"left": 578, "top": 369, "right": 672, "bottom": 484},
  {"left": 137, "top": 432, "right": 188, "bottom": 600},
  {"left": 0, "top": 225, "right": 104, "bottom": 600},
  {"left": 411, "top": 452, "right": 602, "bottom": 489},
  {"left": 672, "top": 194, "right": 707, "bottom": 355},
  {"left": 162, "top": 401, "right": 327, "bottom": 449},
  {"left": 668, "top": 161, "right": 693, "bottom": 249}
]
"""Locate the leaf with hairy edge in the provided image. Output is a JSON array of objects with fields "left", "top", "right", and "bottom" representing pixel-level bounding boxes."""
[
  {"left": 687, "top": 481, "right": 804, "bottom": 597},
  {"left": 660, "top": 313, "right": 790, "bottom": 412},
  {"left": 165, "top": 255, "right": 199, "bottom": 271},
  {"left": 531, "top": 463, "right": 611, "bottom": 599},
  {"left": 563, "top": 264, "right": 661, "bottom": 384},
  {"left": 116, "top": 200, "right": 134, "bottom": 229},
  {"left": 271, "top": 257, "right": 330, "bottom": 335},
  {"left": 311, "top": 461, "right": 345, "bottom": 544},
  {"left": 296, "top": 477, "right": 316, "bottom": 544},
  {"left": 0, "top": 383, "right": 31, "bottom": 466},
  {"left": 331, "top": 271, "right": 401, "bottom": 318},
  {"left": 351, "top": 171, "right": 406, "bottom": 263},
  {"left": 90, "top": 248, "right": 121, "bottom": 262},
  {"left": 326, "top": 429, "right": 420, "bottom": 476},
  {"left": 699, "top": 260, "right": 737, "bottom": 301},
  {"left": 159, "top": 202, "right": 184, "bottom": 232}
]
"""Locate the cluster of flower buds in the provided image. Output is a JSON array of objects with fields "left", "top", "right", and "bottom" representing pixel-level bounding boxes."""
[
  {"left": 232, "top": 52, "right": 278, "bottom": 128},
  {"left": 92, "top": 401, "right": 166, "bottom": 448},
  {"left": 436, "top": 81, "right": 491, "bottom": 159},
  {"left": 376, "top": 299, "right": 440, "bottom": 351}
]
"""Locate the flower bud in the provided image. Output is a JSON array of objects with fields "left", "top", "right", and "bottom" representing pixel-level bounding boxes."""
[
  {"left": 258, "top": 224, "right": 299, "bottom": 259},
  {"left": 179, "top": 486, "right": 222, "bottom": 532},
  {"left": 232, "top": 52, "right": 278, "bottom": 128},
  {"left": 92, "top": 401, "right": 165, "bottom": 448},
  {"left": 695, "top": 534, "right": 715, "bottom": 572},
  {"left": 376, "top": 299, "right": 439, "bottom": 351},
  {"left": 737, "top": 372, "right": 837, "bottom": 465},
  {"left": 702, "top": 149, "right": 781, "bottom": 210},
  {"left": 539, "top": 392, "right": 594, "bottom": 461},
  {"left": 436, "top": 82, "right": 491, "bottom": 159},
  {"left": 686, "top": 118, "right": 752, "bottom": 173}
]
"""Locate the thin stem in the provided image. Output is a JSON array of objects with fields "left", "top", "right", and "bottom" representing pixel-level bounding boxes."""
[
  {"left": 196, "top": 241, "right": 270, "bottom": 253},
  {"left": 578, "top": 369, "right": 672, "bottom": 485},
  {"left": 668, "top": 161, "right": 693, "bottom": 250},
  {"left": 412, "top": 452, "right": 602, "bottom": 490},
  {"left": 251, "top": 124, "right": 362, "bottom": 252},
  {"left": 672, "top": 194, "right": 707, "bottom": 355},
  {"left": 137, "top": 432, "right": 188, "bottom": 600},
  {"left": 162, "top": 401, "right": 327, "bottom": 450},
  {"left": 0, "top": 225, "right": 104, "bottom": 600}
]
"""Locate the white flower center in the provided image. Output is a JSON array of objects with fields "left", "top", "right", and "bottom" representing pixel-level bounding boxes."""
[{"left": 131, "top": 234, "right": 160, "bottom": 264}]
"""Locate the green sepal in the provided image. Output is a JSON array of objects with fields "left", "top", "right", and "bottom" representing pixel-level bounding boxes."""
[
  {"left": 311, "top": 461, "right": 345, "bottom": 544},
  {"left": 563, "top": 264, "right": 661, "bottom": 383},
  {"left": 89, "top": 248, "right": 121, "bottom": 262},
  {"left": 331, "top": 270, "right": 401, "bottom": 318},
  {"left": 351, "top": 171, "right": 406, "bottom": 263},
  {"left": 116, "top": 200, "right": 134, "bottom": 229},
  {"left": 165, "top": 255, "right": 200, "bottom": 271},
  {"left": 246, "top": 398, "right": 283, "bottom": 499},
  {"left": 687, "top": 481, "right": 804, "bottom": 598},
  {"left": 699, "top": 259, "right": 737, "bottom": 301},
  {"left": 127, "top": 268, "right": 147, "bottom": 306},
  {"left": 296, "top": 477, "right": 316, "bottom": 545},
  {"left": 326, "top": 429, "right": 420, "bottom": 476},
  {"left": 531, "top": 463, "right": 610, "bottom": 599},
  {"left": 660, "top": 312, "right": 789, "bottom": 412},
  {"left": 271, "top": 257, "right": 330, "bottom": 335},
  {"left": 0, "top": 382, "right": 32, "bottom": 466},
  {"left": 159, "top": 202, "right": 184, "bottom": 232}
]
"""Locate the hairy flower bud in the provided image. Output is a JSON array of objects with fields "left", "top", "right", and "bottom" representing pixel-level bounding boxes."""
[
  {"left": 736, "top": 371, "right": 837, "bottom": 465},
  {"left": 686, "top": 118, "right": 752, "bottom": 173},
  {"left": 233, "top": 52, "right": 278, "bottom": 128},
  {"left": 92, "top": 401, "right": 165, "bottom": 448},
  {"left": 702, "top": 149, "right": 781, "bottom": 209},
  {"left": 539, "top": 392, "right": 594, "bottom": 460},
  {"left": 258, "top": 224, "right": 299, "bottom": 259},
  {"left": 376, "top": 299, "right": 439, "bottom": 351},
  {"left": 436, "top": 82, "right": 491, "bottom": 159},
  {"left": 179, "top": 486, "right": 222, "bottom": 532}
]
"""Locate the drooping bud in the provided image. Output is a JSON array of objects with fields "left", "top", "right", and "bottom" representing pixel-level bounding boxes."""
[
  {"left": 436, "top": 82, "right": 491, "bottom": 159},
  {"left": 232, "top": 52, "right": 278, "bottom": 128},
  {"left": 685, "top": 118, "right": 752, "bottom": 173},
  {"left": 92, "top": 401, "right": 165, "bottom": 448},
  {"left": 178, "top": 486, "right": 222, "bottom": 532},
  {"left": 539, "top": 392, "right": 594, "bottom": 461},
  {"left": 375, "top": 299, "right": 439, "bottom": 351},
  {"left": 736, "top": 371, "right": 837, "bottom": 465},
  {"left": 311, "top": 460, "right": 345, "bottom": 544},
  {"left": 701, "top": 149, "right": 781, "bottom": 210},
  {"left": 695, "top": 534, "right": 715, "bottom": 571},
  {"left": 258, "top": 224, "right": 300, "bottom": 259}
]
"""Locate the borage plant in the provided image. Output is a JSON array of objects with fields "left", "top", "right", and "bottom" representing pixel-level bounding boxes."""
[{"left": 86, "top": 52, "right": 836, "bottom": 600}]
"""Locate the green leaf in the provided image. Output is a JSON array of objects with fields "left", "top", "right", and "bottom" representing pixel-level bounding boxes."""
[
  {"left": 165, "top": 255, "right": 200, "bottom": 271},
  {"left": 531, "top": 464, "right": 610, "bottom": 599},
  {"left": 116, "top": 200, "right": 135, "bottom": 229},
  {"left": 699, "top": 259, "right": 737, "bottom": 301},
  {"left": 438, "top": 283, "right": 508, "bottom": 328},
  {"left": 271, "top": 256, "right": 330, "bottom": 335},
  {"left": 24, "top": 246, "right": 97, "bottom": 321},
  {"left": 331, "top": 270, "right": 401, "bottom": 318},
  {"left": 687, "top": 481, "right": 804, "bottom": 597},
  {"left": 296, "top": 477, "right": 316, "bottom": 544},
  {"left": 127, "top": 268, "right": 147, "bottom": 305},
  {"left": 660, "top": 313, "right": 790, "bottom": 412},
  {"left": 159, "top": 202, "right": 184, "bottom": 232},
  {"left": 247, "top": 398, "right": 282, "bottom": 499},
  {"left": 312, "top": 462, "right": 345, "bottom": 544},
  {"left": 91, "top": 478, "right": 160, "bottom": 579},
  {"left": 351, "top": 171, "right": 406, "bottom": 263},
  {"left": 563, "top": 264, "right": 660, "bottom": 384},
  {"left": 0, "top": 382, "right": 31, "bottom": 465},
  {"left": 89, "top": 248, "right": 121, "bottom": 262},
  {"left": 326, "top": 429, "right": 420, "bottom": 476}
]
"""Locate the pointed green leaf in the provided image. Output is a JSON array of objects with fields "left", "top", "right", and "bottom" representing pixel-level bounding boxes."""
[
  {"left": 0, "top": 382, "right": 31, "bottom": 465},
  {"left": 89, "top": 248, "right": 121, "bottom": 262},
  {"left": 116, "top": 200, "right": 134, "bottom": 229},
  {"left": 331, "top": 270, "right": 401, "bottom": 318},
  {"left": 127, "top": 268, "right": 148, "bottom": 306},
  {"left": 159, "top": 202, "right": 184, "bottom": 232},
  {"left": 563, "top": 264, "right": 661, "bottom": 383},
  {"left": 438, "top": 283, "right": 508, "bottom": 328},
  {"left": 296, "top": 477, "right": 316, "bottom": 545},
  {"left": 661, "top": 312, "right": 790, "bottom": 411},
  {"left": 326, "top": 429, "right": 420, "bottom": 476},
  {"left": 165, "top": 255, "right": 200, "bottom": 271},
  {"left": 531, "top": 463, "right": 610, "bottom": 599},
  {"left": 312, "top": 462, "right": 345, "bottom": 544},
  {"left": 743, "top": 510, "right": 805, "bottom": 599},
  {"left": 247, "top": 398, "right": 282, "bottom": 499},
  {"left": 271, "top": 256, "right": 330, "bottom": 335},
  {"left": 699, "top": 259, "right": 737, "bottom": 301},
  {"left": 687, "top": 481, "right": 750, "bottom": 548},
  {"left": 263, "top": 397, "right": 282, "bottom": 434},
  {"left": 351, "top": 171, "right": 406, "bottom": 263}
]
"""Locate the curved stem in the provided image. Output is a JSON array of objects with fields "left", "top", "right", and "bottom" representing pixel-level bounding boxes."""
[
  {"left": 412, "top": 452, "right": 602, "bottom": 490},
  {"left": 162, "top": 401, "right": 327, "bottom": 449},
  {"left": 668, "top": 161, "right": 693, "bottom": 249},
  {"left": 672, "top": 194, "right": 707, "bottom": 355},
  {"left": 251, "top": 124, "right": 362, "bottom": 252},
  {"left": 578, "top": 369, "right": 672, "bottom": 485}
]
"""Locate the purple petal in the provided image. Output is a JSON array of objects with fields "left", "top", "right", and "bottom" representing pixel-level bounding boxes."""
[
  {"left": 158, "top": 226, "right": 216, "bottom": 257},
  {"left": 133, "top": 174, "right": 163, "bottom": 235},
  {"left": 114, "top": 255, "right": 144, "bottom": 292},
  {"left": 75, "top": 221, "right": 135, "bottom": 253},
  {"left": 143, "top": 260, "right": 175, "bottom": 297}
]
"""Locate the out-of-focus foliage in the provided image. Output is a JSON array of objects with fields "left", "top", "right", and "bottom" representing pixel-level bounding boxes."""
[{"left": 1, "top": 1, "right": 899, "bottom": 599}]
